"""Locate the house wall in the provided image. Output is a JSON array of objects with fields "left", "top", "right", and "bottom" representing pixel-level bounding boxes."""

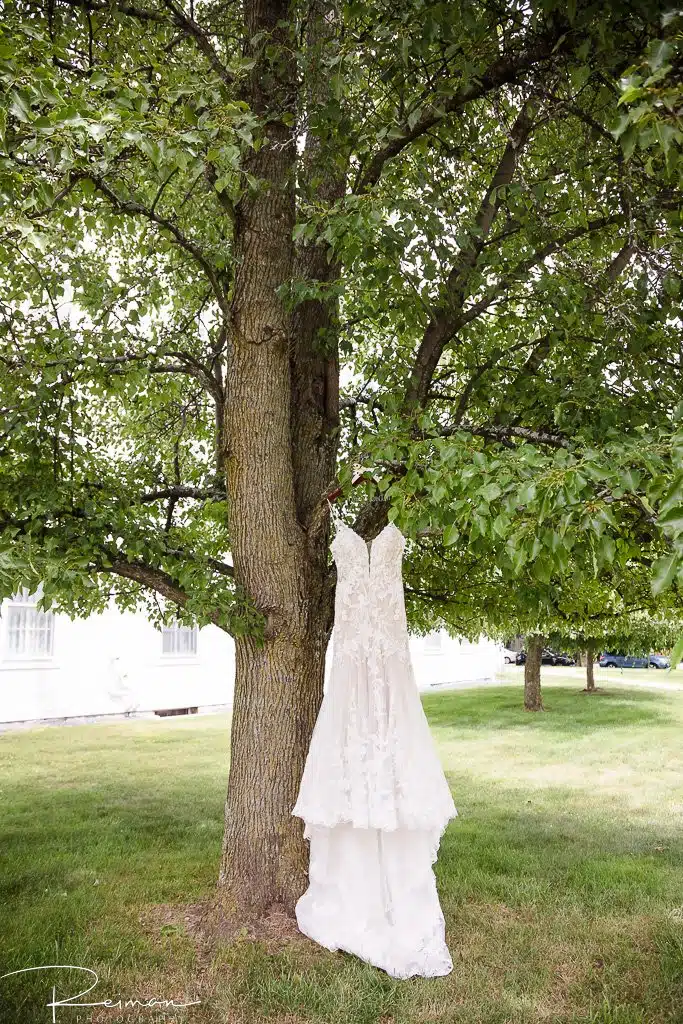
[
  {"left": 411, "top": 631, "right": 504, "bottom": 689},
  {"left": 0, "top": 600, "right": 504, "bottom": 725},
  {"left": 0, "top": 602, "right": 233, "bottom": 724}
]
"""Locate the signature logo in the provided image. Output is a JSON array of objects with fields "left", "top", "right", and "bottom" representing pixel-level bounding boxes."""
[{"left": 0, "top": 965, "right": 201, "bottom": 1022}]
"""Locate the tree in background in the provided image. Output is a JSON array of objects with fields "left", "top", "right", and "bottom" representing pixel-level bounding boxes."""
[
  {"left": 548, "top": 609, "right": 683, "bottom": 691},
  {"left": 1, "top": 0, "right": 681, "bottom": 926}
]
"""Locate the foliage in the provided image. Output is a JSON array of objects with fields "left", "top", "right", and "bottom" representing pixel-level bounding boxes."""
[
  {"left": 612, "top": 9, "right": 683, "bottom": 180},
  {"left": 0, "top": 0, "right": 682, "bottom": 643}
]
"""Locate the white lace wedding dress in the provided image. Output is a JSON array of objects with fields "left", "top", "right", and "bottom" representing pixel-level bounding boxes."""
[{"left": 292, "top": 520, "right": 457, "bottom": 978}]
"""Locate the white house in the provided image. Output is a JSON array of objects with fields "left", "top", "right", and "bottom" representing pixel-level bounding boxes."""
[{"left": 0, "top": 590, "right": 504, "bottom": 727}]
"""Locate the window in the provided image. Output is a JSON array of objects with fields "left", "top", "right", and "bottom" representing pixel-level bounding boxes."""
[
  {"left": 5, "top": 589, "right": 55, "bottom": 659},
  {"left": 161, "top": 623, "right": 198, "bottom": 657},
  {"left": 424, "top": 632, "right": 442, "bottom": 654}
]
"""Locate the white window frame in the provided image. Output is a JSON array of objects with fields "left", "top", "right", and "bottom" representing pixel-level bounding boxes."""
[
  {"left": 161, "top": 622, "right": 198, "bottom": 658},
  {"left": 3, "top": 589, "right": 55, "bottom": 661}
]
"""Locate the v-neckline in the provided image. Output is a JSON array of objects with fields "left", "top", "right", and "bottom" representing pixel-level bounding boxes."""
[{"left": 335, "top": 521, "right": 398, "bottom": 570}]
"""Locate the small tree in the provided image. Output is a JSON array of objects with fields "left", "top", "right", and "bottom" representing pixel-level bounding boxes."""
[{"left": 524, "top": 634, "right": 545, "bottom": 711}]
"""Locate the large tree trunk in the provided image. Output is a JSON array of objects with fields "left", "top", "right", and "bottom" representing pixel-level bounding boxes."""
[
  {"left": 215, "top": 0, "right": 341, "bottom": 923},
  {"left": 585, "top": 641, "right": 596, "bottom": 692},
  {"left": 216, "top": 0, "right": 314, "bottom": 920},
  {"left": 524, "top": 634, "right": 544, "bottom": 711},
  {"left": 218, "top": 624, "right": 328, "bottom": 916}
]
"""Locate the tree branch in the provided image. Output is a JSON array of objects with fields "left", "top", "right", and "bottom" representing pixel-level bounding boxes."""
[
  {"left": 439, "top": 422, "right": 571, "bottom": 448},
  {"left": 162, "top": 0, "right": 235, "bottom": 89},
  {"left": 354, "top": 25, "right": 575, "bottom": 193},
  {"left": 59, "top": 0, "right": 235, "bottom": 88},
  {"left": 404, "top": 98, "right": 539, "bottom": 406},
  {"left": 105, "top": 558, "right": 229, "bottom": 629},
  {"left": 137, "top": 484, "right": 226, "bottom": 503},
  {"left": 83, "top": 172, "right": 230, "bottom": 317},
  {"left": 459, "top": 213, "right": 624, "bottom": 328}
]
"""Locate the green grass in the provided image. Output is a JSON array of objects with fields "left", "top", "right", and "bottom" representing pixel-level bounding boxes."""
[{"left": 2, "top": 678, "right": 683, "bottom": 1023}]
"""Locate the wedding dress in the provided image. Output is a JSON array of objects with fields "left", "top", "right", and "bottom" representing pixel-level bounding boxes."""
[{"left": 291, "top": 519, "right": 457, "bottom": 978}]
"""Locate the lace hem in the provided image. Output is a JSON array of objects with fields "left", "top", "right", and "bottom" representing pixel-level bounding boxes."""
[
  {"left": 296, "top": 822, "right": 454, "bottom": 978},
  {"left": 293, "top": 806, "right": 456, "bottom": 866}
]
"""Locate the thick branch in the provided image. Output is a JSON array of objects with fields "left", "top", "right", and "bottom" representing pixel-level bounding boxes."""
[
  {"left": 355, "top": 26, "right": 574, "bottom": 193},
  {"left": 404, "top": 99, "right": 538, "bottom": 407},
  {"left": 439, "top": 422, "right": 571, "bottom": 448},
  {"left": 137, "top": 484, "right": 226, "bottom": 503},
  {"left": 105, "top": 558, "right": 229, "bottom": 629}
]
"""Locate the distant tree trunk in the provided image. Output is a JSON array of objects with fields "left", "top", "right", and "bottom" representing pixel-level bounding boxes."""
[
  {"left": 524, "top": 634, "right": 544, "bottom": 711},
  {"left": 585, "top": 641, "right": 596, "bottom": 692},
  {"left": 575, "top": 650, "right": 584, "bottom": 667}
]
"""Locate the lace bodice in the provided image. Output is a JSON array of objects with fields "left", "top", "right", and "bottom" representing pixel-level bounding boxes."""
[
  {"left": 331, "top": 522, "right": 408, "bottom": 664},
  {"left": 293, "top": 519, "right": 457, "bottom": 843}
]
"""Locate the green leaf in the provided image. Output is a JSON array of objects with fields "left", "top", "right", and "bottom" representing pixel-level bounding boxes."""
[
  {"left": 478, "top": 482, "right": 502, "bottom": 502},
  {"left": 443, "top": 524, "right": 459, "bottom": 547},
  {"left": 620, "top": 125, "right": 638, "bottom": 160},
  {"left": 652, "top": 553, "right": 678, "bottom": 596},
  {"left": 658, "top": 506, "right": 683, "bottom": 531},
  {"left": 9, "top": 89, "right": 31, "bottom": 122},
  {"left": 647, "top": 39, "right": 673, "bottom": 72},
  {"left": 86, "top": 122, "right": 109, "bottom": 141},
  {"left": 669, "top": 632, "right": 683, "bottom": 671}
]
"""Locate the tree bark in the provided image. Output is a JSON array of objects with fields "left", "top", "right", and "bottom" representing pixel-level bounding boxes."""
[
  {"left": 524, "top": 634, "right": 544, "bottom": 711},
  {"left": 214, "top": 0, "right": 342, "bottom": 923},
  {"left": 214, "top": 0, "right": 324, "bottom": 920},
  {"left": 585, "top": 641, "right": 596, "bottom": 692}
]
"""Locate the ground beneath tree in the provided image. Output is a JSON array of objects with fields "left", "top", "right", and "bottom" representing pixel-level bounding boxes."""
[{"left": 139, "top": 897, "right": 304, "bottom": 956}]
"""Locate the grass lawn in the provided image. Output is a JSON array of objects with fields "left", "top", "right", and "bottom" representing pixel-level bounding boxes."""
[{"left": 2, "top": 677, "right": 683, "bottom": 1024}]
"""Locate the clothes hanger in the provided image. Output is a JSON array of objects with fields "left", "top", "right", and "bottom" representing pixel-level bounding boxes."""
[{"left": 326, "top": 466, "right": 377, "bottom": 504}]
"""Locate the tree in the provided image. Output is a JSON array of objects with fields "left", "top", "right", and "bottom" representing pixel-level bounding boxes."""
[
  {"left": 585, "top": 639, "right": 596, "bottom": 692},
  {"left": 524, "top": 634, "right": 545, "bottom": 711},
  {"left": 1, "top": 0, "right": 681, "bottom": 925}
]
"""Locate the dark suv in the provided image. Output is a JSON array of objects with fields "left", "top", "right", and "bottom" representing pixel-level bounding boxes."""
[
  {"left": 515, "top": 649, "right": 575, "bottom": 666},
  {"left": 599, "top": 652, "right": 670, "bottom": 669}
]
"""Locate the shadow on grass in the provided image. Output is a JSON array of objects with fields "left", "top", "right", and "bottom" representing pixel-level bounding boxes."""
[{"left": 422, "top": 685, "right": 679, "bottom": 734}]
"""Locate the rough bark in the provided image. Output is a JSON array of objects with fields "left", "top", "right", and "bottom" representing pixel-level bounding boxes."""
[
  {"left": 585, "top": 641, "right": 596, "bottom": 692},
  {"left": 215, "top": 0, "right": 341, "bottom": 922},
  {"left": 524, "top": 634, "right": 544, "bottom": 711},
  {"left": 215, "top": 0, "right": 323, "bottom": 919},
  {"left": 290, "top": 0, "right": 344, "bottom": 532}
]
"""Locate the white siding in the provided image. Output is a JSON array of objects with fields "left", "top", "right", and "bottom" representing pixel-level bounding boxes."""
[{"left": 0, "top": 601, "right": 503, "bottom": 725}]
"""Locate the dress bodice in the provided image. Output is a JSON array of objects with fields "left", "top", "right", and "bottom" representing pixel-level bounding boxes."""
[
  {"left": 331, "top": 522, "right": 408, "bottom": 663},
  {"left": 330, "top": 521, "right": 406, "bottom": 582}
]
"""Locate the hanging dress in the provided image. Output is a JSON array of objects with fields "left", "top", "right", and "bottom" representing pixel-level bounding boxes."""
[{"left": 291, "top": 520, "right": 457, "bottom": 979}]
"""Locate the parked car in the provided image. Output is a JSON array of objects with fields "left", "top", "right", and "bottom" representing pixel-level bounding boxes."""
[
  {"left": 515, "top": 649, "right": 572, "bottom": 666},
  {"left": 503, "top": 648, "right": 518, "bottom": 664},
  {"left": 599, "top": 652, "right": 670, "bottom": 669}
]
